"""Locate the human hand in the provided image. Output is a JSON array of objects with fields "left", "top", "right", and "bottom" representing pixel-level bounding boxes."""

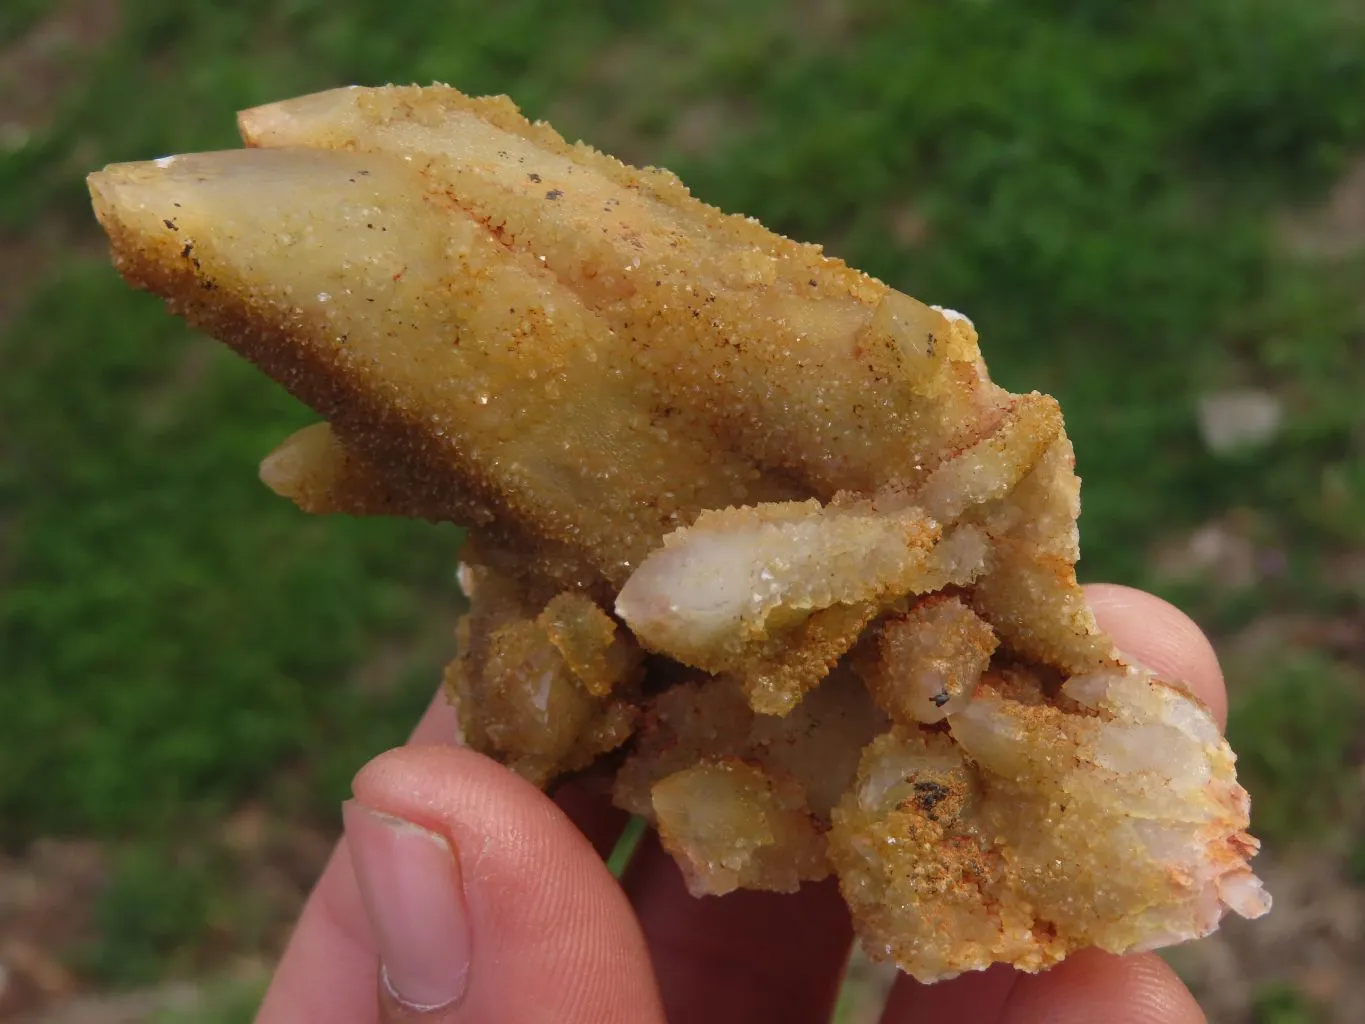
[{"left": 254, "top": 584, "right": 1221, "bottom": 1023}]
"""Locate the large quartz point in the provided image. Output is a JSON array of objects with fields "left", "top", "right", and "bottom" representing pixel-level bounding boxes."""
[{"left": 88, "top": 85, "right": 1268, "bottom": 981}]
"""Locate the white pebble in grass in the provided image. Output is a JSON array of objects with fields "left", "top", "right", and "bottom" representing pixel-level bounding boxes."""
[{"left": 1197, "top": 389, "right": 1283, "bottom": 455}]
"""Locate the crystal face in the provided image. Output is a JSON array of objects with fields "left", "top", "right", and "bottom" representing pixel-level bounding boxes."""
[{"left": 88, "top": 85, "right": 1269, "bottom": 981}]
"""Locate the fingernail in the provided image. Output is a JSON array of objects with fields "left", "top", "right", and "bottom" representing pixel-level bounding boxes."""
[{"left": 343, "top": 800, "right": 471, "bottom": 1010}]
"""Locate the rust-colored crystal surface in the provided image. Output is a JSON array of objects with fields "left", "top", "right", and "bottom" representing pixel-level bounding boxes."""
[{"left": 88, "top": 86, "right": 1269, "bottom": 981}]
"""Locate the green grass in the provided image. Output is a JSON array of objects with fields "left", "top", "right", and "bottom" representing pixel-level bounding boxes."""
[
  {"left": 3, "top": 0, "right": 1364, "bottom": 996},
  {"left": 1227, "top": 652, "right": 1364, "bottom": 843},
  {"left": 1252, "top": 981, "right": 1324, "bottom": 1024},
  {"left": 75, "top": 841, "right": 224, "bottom": 987},
  {"left": 0, "top": 0, "right": 46, "bottom": 43},
  {"left": 0, "top": 263, "right": 461, "bottom": 838},
  {"left": 607, "top": 815, "right": 649, "bottom": 878},
  {"left": 151, "top": 975, "right": 267, "bottom": 1024}
]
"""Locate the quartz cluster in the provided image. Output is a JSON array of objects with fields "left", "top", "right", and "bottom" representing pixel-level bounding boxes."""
[{"left": 88, "top": 85, "right": 1269, "bottom": 980}]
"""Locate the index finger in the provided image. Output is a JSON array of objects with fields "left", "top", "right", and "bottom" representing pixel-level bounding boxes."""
[{"left": 1084, "top": 582, "right": 1227, "bottom": 728}]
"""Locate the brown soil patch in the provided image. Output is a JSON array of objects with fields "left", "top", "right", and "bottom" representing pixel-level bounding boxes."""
[
  {"left": 1279, "top": 153, "right": 1365, "bottom": 259},
  {"left": 0, "top": 842, "right": 105, "bottom": 1020}
]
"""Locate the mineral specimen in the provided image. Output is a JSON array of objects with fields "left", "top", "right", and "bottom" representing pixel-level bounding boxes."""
[{"left": 87, "top": 85, "right": 1269, "bottom": 981}]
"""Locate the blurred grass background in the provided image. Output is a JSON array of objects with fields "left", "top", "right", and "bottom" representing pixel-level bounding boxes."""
[{"left": 1, "top": 1, "right": 1362, "bottom": 1021}]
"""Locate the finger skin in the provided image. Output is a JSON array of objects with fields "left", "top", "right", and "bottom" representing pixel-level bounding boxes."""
[
  {"left": 880, "top": 964, "right": 1020, "bottom": 1023},
  {"left": 996, "top": 950, "right": 1206, "bottom": 1024},
  {"left": 622, "top": 833, "right": 854, "bottom": 1024},
  {"left": 256, "top": 693, "right": 660, "bottom": 1024},
  {"left": 261, "top": 744, "right": 664, "bottom": 1024},
  {"left": 881, "top": 584, "right": 1226, "bottom": 1022},
  {"left": 1084, "top": 583, "right": 1227, "bottom": 727},
  {"left": 256, "top": 840, "right": 379, "bottom": 1023},
  {"left": 353, "top": 746, "right": 664, "bottom": 1023},
  {"left": 552, "top": 774, "right": 632, "bottom": 860},
  {"left": 259, "top": 584, "right": 1226, "bottom": 1024},
  {"left": 256, "top": 693, "right": 460, "bottom": 1023}
]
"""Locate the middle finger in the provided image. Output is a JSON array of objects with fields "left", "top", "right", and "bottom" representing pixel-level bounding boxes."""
[{"left": 622, "top": 832, "right": 853, "bottom": 1024}]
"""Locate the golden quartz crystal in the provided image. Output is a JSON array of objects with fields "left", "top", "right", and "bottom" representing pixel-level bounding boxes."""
[{"left": 88, "top": 85, "right": 1269, "bottom": 981}]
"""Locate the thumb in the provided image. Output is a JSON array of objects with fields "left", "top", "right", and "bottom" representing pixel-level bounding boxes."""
[
  {"left": 348, "top": 745, "right": 664, "bottom": 1023},
  {"left": 263, "top": 742, "right": 665, "bottom": 1024}
]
